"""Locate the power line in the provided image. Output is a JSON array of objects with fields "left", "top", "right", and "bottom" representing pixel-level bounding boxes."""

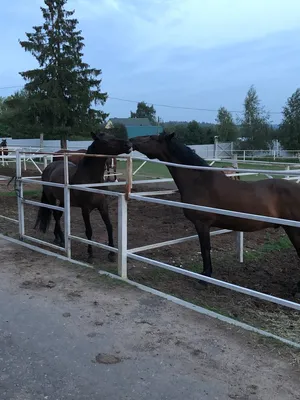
[{"left": 0, "top": 84, "right": 283, "bottom": 115}]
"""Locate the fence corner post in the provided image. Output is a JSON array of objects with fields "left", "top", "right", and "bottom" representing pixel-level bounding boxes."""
[
  {"left": 16, "top": 149, "right": 25, "bottom": 240},
  {"left": 236, "top": 231, "right": 244, "bottom": 263},
  {"left": 63, "top": 153, "right": 71, "bottom": 259},
  {"left": 118, "top": 194, "right": 128, "bottom": 278}
]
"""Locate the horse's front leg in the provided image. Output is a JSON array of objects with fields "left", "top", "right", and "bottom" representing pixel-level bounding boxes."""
[
  {"left": 194, "top": 221, "right": 212, "bottom": 284},
  {"left": 81, "top": 207, "right": 93, "bottom": 262},
  {"left": 98, "top": 198, "right": 115, "bottom": 262}
]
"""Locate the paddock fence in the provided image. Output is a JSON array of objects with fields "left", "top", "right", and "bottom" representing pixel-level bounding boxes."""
[{"left": 1, "top": 150, "right": 300, "bottom": 347}]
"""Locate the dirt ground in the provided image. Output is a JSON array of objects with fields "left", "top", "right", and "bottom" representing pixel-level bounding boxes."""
[
  {"left": 1, "top": 238, "right": 300, "bottom": 400},
  {"left": 0, "top": 165, "right": 300, "bottom": 343}
]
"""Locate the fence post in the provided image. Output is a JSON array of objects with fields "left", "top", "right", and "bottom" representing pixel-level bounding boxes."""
[
  {"left": 43, "top": 155, "right": 48, "bottom": 169},
  {"left": 118, "top": 194, "right": 128, "bottom": 278},
  {"left": 286, "top": 165, "right": 290, "bottom": 180},
  {"left": 233, "top": 153, "right": 238, "bottom": 169},
  {"left": 63, "top": 153, "right": 71, "bottom": 259},
  {"left": 243, "top": 150, "right": 246, "bottom": 161},
  {"left": 236, "top": 231, "right": 244, "bottom": 263},
  {"left": 16, "top": 150, "right": 25, "bottom": 239},
  {"left": 213, "top": 136, "right": 218, "bottom": 159},
  {"left": 126, "top": 156, "right": 133, "bottom": 194}
]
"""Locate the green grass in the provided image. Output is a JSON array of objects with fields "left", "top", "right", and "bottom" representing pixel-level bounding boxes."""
[
  {"left": 0, "top": 190, "right": 41, "bottom": 197},
  {"left": 244, "top": 234, "right": 292, "bottom": 261},
  {"left": 125, "top": 159, "right": 297, "bottom": 181}
]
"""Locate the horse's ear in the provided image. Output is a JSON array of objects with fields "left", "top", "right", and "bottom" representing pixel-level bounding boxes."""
[
  {"left": 166, "top": 131, "right": 175, "bottom": 140},
  {"left": 91, "top": 132, "right": 98, "bottom": 140}
]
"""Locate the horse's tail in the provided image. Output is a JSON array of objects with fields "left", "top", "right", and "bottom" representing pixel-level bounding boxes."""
[
  {"left": 34, "top": 190, "right": 52, "bottom": 233},
  {"left": 7, "top": 176, "right": 16, "bottom": 188}
]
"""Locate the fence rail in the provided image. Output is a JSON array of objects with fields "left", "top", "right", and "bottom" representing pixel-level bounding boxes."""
[{"left": 1, "top": 149, "right": 300, "bottom": 346}]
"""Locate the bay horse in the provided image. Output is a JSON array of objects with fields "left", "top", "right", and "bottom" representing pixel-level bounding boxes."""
[
  {"left": 53, "top": 149, "right": 86, "bottom": 164},
  {"left": 34, "top": 132, "right": 132, "bottom": 261},
  {"left": 131, "top": 131, "right": 300, "bottom": 293}
]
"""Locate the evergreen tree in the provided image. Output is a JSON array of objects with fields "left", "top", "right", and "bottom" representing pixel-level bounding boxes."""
[
  {"left": 130, "top": 101, "right": 156, "bottom": 124},
  {"left": 279, "top": 88, "right": 300, "bottom": 149},
  {"left": 19, "top": 0, "right": 108, "bottom": 148},
  {"left": 238, "top": 85, "right": 272, "bottom": 150},
  {"left": 215, "top": 106, "right": 238, "bottom": 142}
]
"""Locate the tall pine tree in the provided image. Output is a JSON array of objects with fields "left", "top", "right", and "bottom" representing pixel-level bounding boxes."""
[{"left": 19, "top": 0, "right": 108, "bottom": 148}]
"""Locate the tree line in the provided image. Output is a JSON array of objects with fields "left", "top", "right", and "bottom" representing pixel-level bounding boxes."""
[{"left": 0, "top": 0, "right": 299, "bottom": 150}]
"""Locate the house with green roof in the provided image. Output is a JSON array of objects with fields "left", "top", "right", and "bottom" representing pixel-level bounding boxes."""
[{"left": 105, "top": 117, "right": 163, "bottom": 139}]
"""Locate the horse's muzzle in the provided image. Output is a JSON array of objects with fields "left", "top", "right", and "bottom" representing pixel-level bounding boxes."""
[{"left": 124, "top": 142, "right": 133, "bottom": 153}]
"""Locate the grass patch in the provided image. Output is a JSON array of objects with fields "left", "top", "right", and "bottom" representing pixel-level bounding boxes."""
[
  {"left": 244, "top": 234, "right": 292, "bottom": 261},
  {"left": 0, "top": 190, "right": 41, "bottom": 198}
]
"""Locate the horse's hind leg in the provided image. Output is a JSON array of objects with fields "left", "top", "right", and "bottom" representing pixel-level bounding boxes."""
[
  {"left": 283, "top": 226, "right": 300, "bottom": 295},
  {"left": 194, "top": 221, "right": 212, "bottom": 285},
  {"left": 98, "top": 199, "right": 115, "bottom": 262},
  {"left": 53, "top": 209, "right": 64, "bottom": 247},
  {"left": 81, "top": 207, "right": 93, "bottom": 262}
]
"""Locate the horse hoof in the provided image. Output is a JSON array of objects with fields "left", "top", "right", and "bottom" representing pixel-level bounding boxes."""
[
  {"left": 108, "top": 252, "right": 116, "bottom": 262},
  {"left": 87, "top": 255, "right": 94, "bottom": 264}
]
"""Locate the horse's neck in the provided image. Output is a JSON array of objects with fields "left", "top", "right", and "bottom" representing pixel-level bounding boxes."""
[
  {"left": 72, "top": 156, "right": 107, "bottom": 183},
  {"left": 163, "top": 155, "right": 213, "bottom": 195}
]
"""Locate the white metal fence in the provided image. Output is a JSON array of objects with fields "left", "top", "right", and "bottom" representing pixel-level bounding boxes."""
[{"left": 1, "top": 150, "right": 300, "bottom": 346}]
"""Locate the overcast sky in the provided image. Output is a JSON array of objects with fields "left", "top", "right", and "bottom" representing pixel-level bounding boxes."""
[{"left": 1, "top": 0, "right": 300, "bottom": 123}]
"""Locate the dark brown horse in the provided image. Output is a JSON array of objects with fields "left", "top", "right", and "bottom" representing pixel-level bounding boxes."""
[
  {"left": 34, "top": 132, "right": 132, "bottom": 261},
  {"left": 131, "top": 132, "right": 300, "bottom": 293},
  {"left": 53, "top": 150, "right": 118, "bottom": 182},
  {"left": 0, "top": 139, "right": 8, "bottom": 156}
]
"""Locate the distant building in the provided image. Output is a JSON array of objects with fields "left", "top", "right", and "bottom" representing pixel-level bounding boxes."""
[{"left": 105, "top": 117, "right": 163, "bottom": 139}]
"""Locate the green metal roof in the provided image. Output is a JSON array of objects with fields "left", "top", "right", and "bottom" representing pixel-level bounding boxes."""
[{"left": 126, "top": 125, "right": 163, "bottom": 139}]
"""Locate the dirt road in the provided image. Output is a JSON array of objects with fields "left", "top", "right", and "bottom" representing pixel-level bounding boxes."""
[{"left": 0, "top": 238, "right": 299, "bottom": 400}]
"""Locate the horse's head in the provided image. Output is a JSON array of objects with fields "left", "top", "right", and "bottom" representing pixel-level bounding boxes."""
[
  {"left": 89, "top": 131, "right": 132, "bottom": 155},
  {"left": 1, "top": 139, "right": 7, "bottom": 147},
  {"left": 130, "top": 130, "right": 175, "bottom": 160}
]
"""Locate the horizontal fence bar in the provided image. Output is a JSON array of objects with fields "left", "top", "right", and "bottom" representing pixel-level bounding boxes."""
[
  {"left": 69, "top": 185, "right": 121, "bottom": 197},
  {"left": 130, "top": 194, "right": 300, "bottom": 229},
  {"left": 69, "top": 234, "right": 118, "bottom": 253},
  {"left": 0, "top": 215, "right": 19, "bottom": 224},
  {"left": 22, "top": 234, "right": 66, "bottom": 252},
  {"left": 132, "top": 190, "right": 177, "bottom": 196},
  {"left": 127, "top": 252, "right": 300, "bottom": 311},
  {"left": 132, "top": 156, "right": 300, "bottom": 176},
  {"left": 22, "top": 199, "right": 64, "bottom": 212},
  {"left": 129, "top": 229, "right": 232, "bottom": 253},
  {"left": 22, "top": 178, "right": 65, "bottom": 188}
]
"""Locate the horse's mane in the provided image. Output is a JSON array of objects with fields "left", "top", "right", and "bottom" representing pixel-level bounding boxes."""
[{"left": 166, "top": 138, "right": 209, "bottom": 167}]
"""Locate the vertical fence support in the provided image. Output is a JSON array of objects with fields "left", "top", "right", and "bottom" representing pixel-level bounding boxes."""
[
  {"left": 16, "top": 150, "right": 25, "bottom": 239},
  {"left": 126, "top": 156, "right": 133, "bottom": 194},
  {"left": 43, "top": 155, "right": 48, "bottom": 169},
  {"left": 236, "top": 231, "right": 244, "bottom": 263},
  {"left": 286, "top": 165, "right": 290, "bottom": 180},
  {"left": 118, "top": 194, "right": 128, "bottom": 278},
  {"left": 63, "top": 153, "right": 71, "bottom": 259}
]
